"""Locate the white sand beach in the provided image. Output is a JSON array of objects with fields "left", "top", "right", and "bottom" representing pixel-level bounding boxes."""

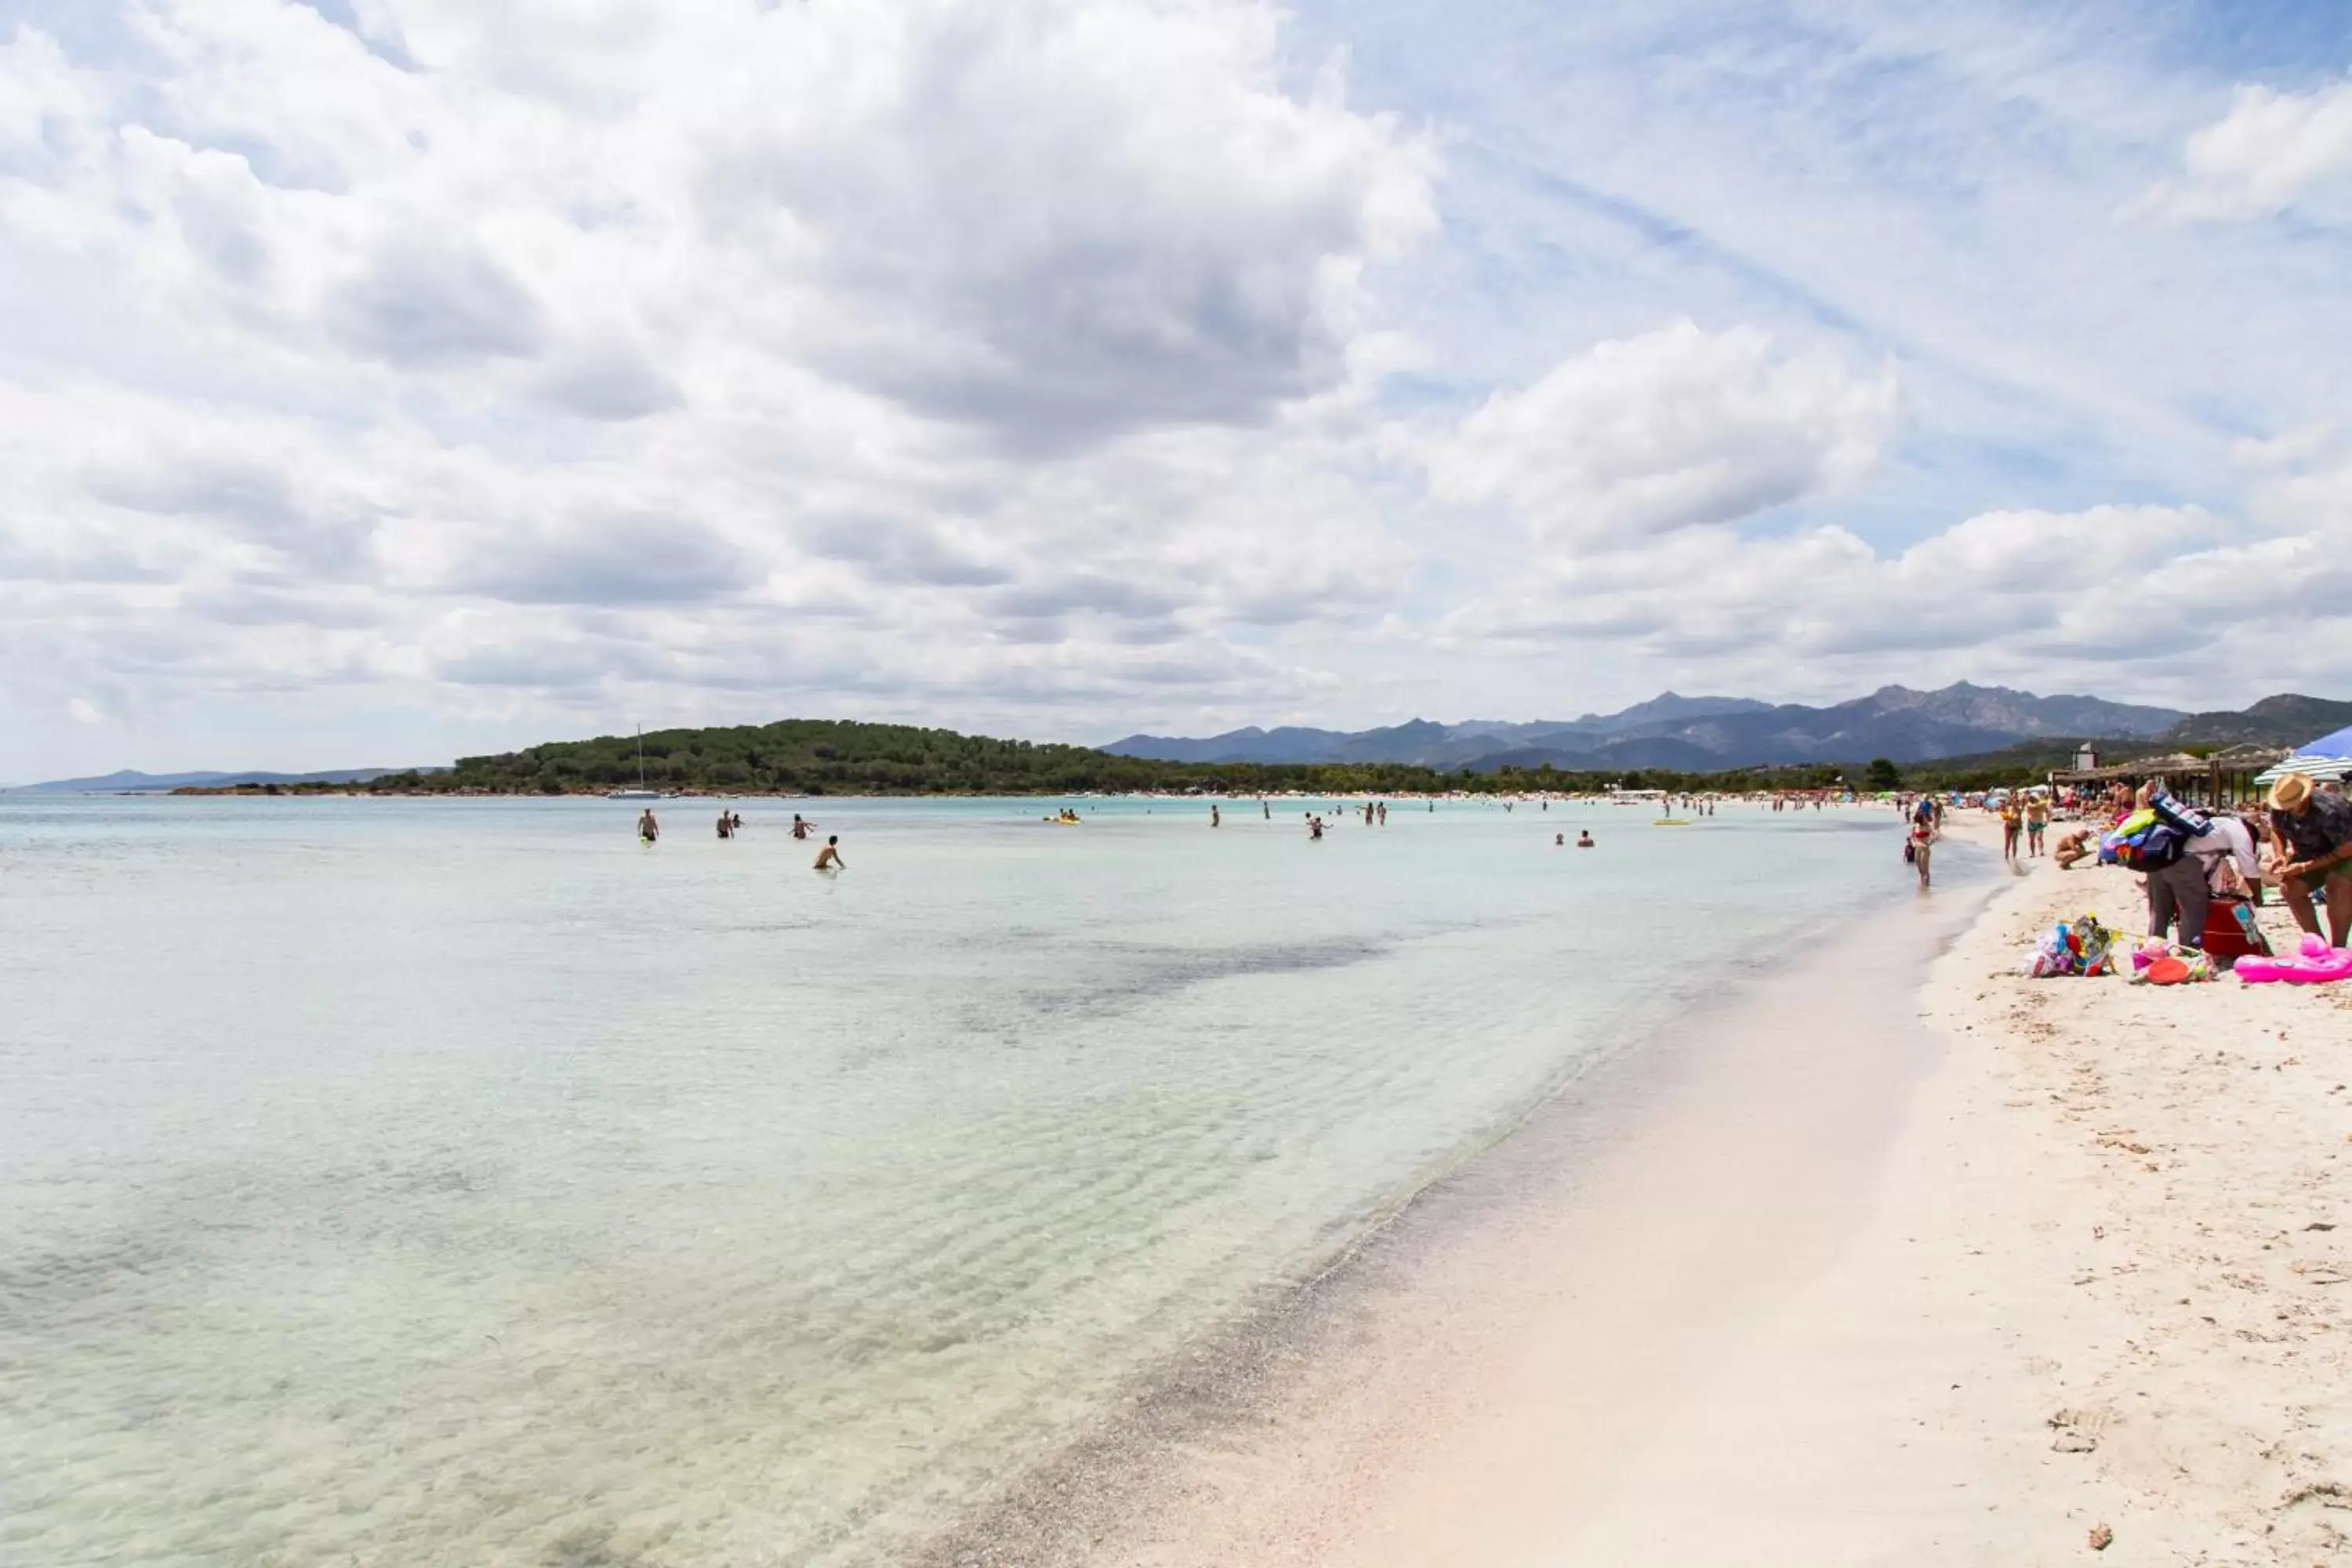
[
  {"left": 1557, "top": 847, "right": 2352, "bottom": 1564},
  {"left": 1025, "top": 832, "right": 2352, "bottom": 1566}
]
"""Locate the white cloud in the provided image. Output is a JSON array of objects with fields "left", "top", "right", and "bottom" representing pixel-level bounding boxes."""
[
  {"left": 67, "top": 697, "right": 107, "bottom": 725},
  {"left": 0, "top": 0, "right": 1440, "bottom": 770},
  {"left": 1424, "top": 322, "right": 1900, "bottom": 546},
  {"left": 2135, "top": 77, "right": 2352, "bottom": 221},
  {"left": 1433, "top": 495, "right": 2352, "bottom": 706}
]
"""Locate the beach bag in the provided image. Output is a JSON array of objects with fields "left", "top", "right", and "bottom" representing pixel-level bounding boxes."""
[
  {"left": 1903, "top": 840, "right": 1916, "bottom": 864},
  {"left": 2099, "top": 809, "right": 2185, "bottom": 869},
  {"left": 2208, "top": 855, "right": 2253, "bottom": 901}
]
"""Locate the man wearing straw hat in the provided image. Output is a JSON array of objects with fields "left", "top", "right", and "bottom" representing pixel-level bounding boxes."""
[{"left": 2266, "top": 772, "right": 2352, "bottom": 949}]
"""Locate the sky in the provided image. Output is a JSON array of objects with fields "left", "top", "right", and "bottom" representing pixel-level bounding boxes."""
[{"left": 3, "top": 0, "right": 2350, "bottom": 779}]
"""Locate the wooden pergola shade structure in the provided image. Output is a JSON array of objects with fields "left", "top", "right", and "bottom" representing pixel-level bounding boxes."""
[{"left": 2048, "top": 745, "right": 2289, "bottom": 808}]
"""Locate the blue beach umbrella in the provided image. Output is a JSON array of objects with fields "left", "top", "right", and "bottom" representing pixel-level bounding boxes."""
[{"left": 2256, "top": 723, "right": 2352, "bottom": 786}]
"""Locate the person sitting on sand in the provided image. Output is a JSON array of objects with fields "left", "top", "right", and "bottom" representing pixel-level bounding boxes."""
[
  {"left": 2267, "top": 772, "right": 2352, "bottom": 948},
  {"left": 813, "top": 835, "right": 845, "bottom": 870},
  {"left": 1576, "top": 830, "right": 1594, "bottom": 848}
]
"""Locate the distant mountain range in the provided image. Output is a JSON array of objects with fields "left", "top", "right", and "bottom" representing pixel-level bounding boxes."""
[
  {"left": 1106, "top": 684, "right": 2350, "bottom": 773},
  {"left": 9, "top": 767, "right": 436, "bottom": 793}
]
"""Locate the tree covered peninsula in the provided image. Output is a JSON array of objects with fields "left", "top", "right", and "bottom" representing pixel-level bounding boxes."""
[{"left": 362, "top": 720, "right": 1453, "bottom": 797}]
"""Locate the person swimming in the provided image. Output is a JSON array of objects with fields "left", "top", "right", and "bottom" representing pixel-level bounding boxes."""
[
  {"left": 813, "top": 834, "right": 844, "bottom": 870},
  {"left": 1576, "top": 830, "right": 1594, "bottom": 848},
  {"left": 1554, "top": 833, "right": 1564, "bottom": 846}
]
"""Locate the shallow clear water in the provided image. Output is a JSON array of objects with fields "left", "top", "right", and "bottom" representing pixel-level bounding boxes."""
[{"left": 2, "top": 793, "right": 1922, "bottom": 1566}]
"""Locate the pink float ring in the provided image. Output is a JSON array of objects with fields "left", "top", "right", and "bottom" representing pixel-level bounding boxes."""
[{"left": 2236, "top": 932, "right": 2352, "bottom": 985}]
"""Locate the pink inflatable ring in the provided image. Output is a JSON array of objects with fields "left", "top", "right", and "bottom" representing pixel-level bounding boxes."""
[{"left": 2236, "top": 933, "right": 2352, "bottom": 985}]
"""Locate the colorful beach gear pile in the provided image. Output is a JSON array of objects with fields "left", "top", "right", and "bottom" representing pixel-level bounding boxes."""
[
  {"left": 2128, "top": 941, "right": 2215, "bottom": 985},
  {"left": 2024, "top": 913, "right": 2118, "bottom": 978}
]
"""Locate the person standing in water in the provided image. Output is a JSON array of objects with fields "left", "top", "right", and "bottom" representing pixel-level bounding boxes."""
[
  {"left": 716, "top": 811, "right": 731, "bottom": 840},
  {"left": 1577, "top": 829, "right": 1594, "bottom": 847},
  {"left": 791, "top": 813, "right": 813, "bottom": 840},
  {"left": 813, "top": 834, "right": 845, "bottom": 870},
  {"left": 637, "top": 808, "right": 659, "bottom": 844},
  {"left": 1261, "top": 798, "right": 1270, "bottom": 820},
  {"left": 1210, "top": 803, "right": 1221, "bottom": 828}
]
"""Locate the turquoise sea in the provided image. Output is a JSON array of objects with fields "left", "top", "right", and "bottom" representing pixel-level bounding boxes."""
[{"left": 0, "top": 793, "right": 1940, "bottom": 1566}]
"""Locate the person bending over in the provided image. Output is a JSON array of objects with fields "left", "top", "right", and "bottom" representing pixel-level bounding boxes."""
[
  {"left": 2136, "top": 780, "right": 2216, "bottom": 949},
  {"left": 813, "top": 835, "right": 845, "bottom": 870}
]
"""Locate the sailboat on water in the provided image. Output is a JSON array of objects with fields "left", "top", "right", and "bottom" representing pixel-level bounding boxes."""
[{"left": 605, "top": 725, "right": 662, "bottom": 800}]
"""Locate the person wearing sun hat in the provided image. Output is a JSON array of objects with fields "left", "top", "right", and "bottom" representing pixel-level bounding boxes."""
[{"left": 2266, "top": 771, "right": 2352, "bottom": 949}]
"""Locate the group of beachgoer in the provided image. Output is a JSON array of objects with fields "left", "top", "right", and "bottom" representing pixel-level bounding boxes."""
[
  {"left": 632, "top": 808, "right": 842, "bottom": 868},
  {"left": 2106, "top": 774, "right": 2351, "bottom": 951},
  {"left": 1995, "top": 791, "right": 2051, "bottom": 861},
  {"left": 1910, "top": 769, "right": 2352, "bottom": 950}
]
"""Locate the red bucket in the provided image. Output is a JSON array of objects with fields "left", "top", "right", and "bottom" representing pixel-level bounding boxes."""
[{"left": 2201, "top": 900, "right": 2263, "bottom": 962}]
